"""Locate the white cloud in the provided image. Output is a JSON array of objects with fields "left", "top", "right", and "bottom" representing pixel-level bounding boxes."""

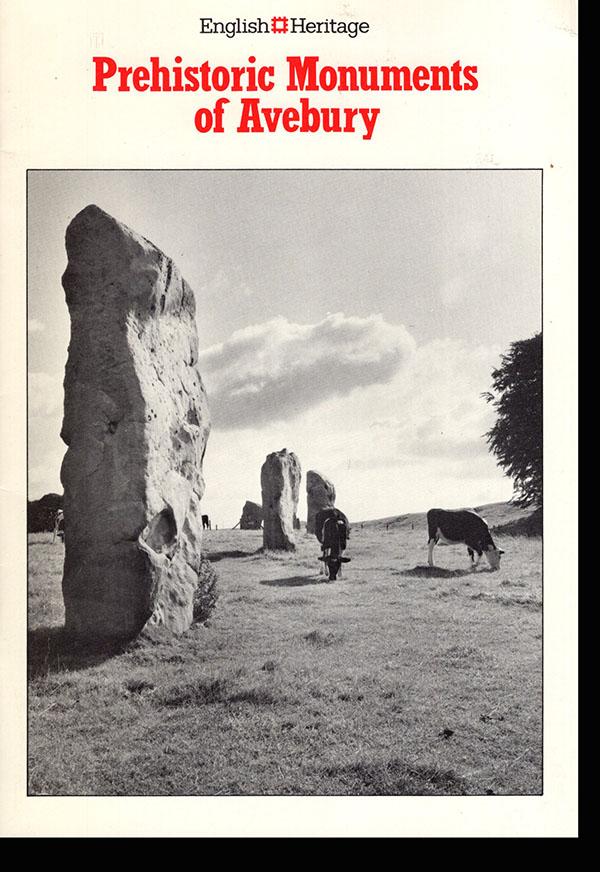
[
  {"left": 28, "top": 318, "right": 45, "bottom": 334},
  {"left": 292, "top": 337, "right": 499, "bottom": 460},
  {"left": 201, "top": 337, "right": 510, "bottom": 526},
  {"left": 199, "top": 313, "right": 416, "bottom": 429}
]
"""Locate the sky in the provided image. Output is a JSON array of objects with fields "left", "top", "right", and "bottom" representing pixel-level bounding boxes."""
[{"left": 27, "top": 170, "right": 541, "bottom": 526}]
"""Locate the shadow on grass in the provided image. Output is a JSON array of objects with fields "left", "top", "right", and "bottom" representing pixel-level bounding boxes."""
[
  {"left": 156, "top": 677, "right": 281, "bottom": 708},
  {"left": 316, "top": 758, "right": 467, "bottom": 795},
  {"left": 207, "top": 549, "right": 251, "bottom": 562},
  {"left": 260, "top": 575, "right": 325, "bottom": 588},
  {"left": 304, "top": 629, "right": 339, "bottom": 647},
  {"left": 157, "top": 677, "right": 229, "bottom": 707},
  {"left": 400, "top": 564, "right": 480, "bottom": 579},
  {"left": 28, "top": 626, "right": 128, "bottom": 678}
]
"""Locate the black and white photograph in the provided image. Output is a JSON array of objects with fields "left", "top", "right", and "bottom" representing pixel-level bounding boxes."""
[{"left": 27, "top": 169, "right": 543, "bottom": 797}]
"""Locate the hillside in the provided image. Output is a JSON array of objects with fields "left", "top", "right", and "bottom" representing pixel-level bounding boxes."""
[{"left": 358, "top": 501, "right": 539, "bottom": 534}]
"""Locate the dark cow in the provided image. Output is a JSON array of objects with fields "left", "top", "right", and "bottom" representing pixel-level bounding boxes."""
[
  {"left": 201, "top": 514, "right": 211, "bottom": 530},
  {"left": 315, "top": 507, "right": 351, "bottom": 581},
  {"left": 427, "top": 508, "right": 504, "bottom": 570}
]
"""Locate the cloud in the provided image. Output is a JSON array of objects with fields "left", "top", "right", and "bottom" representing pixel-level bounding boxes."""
[
  {"left": 199, "top": 313, "right": 416, "bottom": 429},
  {"left": 29, "top": 372, "right": 63, "bottom": 416},
  {"left": 28, "top": 318, "right": 45, "bottom": 334},
  {"left": 287, "top": 338, "right": 501, "bottom": 479},
  {"left": 199, "top": 335, "right": 510, "bottom": 525}
]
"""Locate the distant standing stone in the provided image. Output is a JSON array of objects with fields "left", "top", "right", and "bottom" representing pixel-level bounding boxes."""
[
  {"left": 306, "top": 470, "right": 336, "bottom": 534},
  {"left": 240, "top": 500, "right": 263, "bottom": 530},
  {"left": 261, "top": 449, "right": 301, "bottom": 550},
  {"left": 60, "top": 205, "right": 211, "bottom": 641}
]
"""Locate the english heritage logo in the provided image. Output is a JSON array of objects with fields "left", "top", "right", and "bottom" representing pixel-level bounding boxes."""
[{"left": 199, "top": 16, "right": 371, "bottom": 38}]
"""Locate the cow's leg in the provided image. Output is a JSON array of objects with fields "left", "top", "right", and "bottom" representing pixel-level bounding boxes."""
[
  {"left": 472, "top": 549, "right": 482, "bottom": 568},
  {"left": 468, "top": 547, "right": 476, "bottom": 568},
  {"left": 428, "top": 538, "right": 436, "bottom": 567}
]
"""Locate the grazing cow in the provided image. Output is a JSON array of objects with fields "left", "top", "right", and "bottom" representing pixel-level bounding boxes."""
[
  {"left": 427, "top": 508, "right": 504, "bottom": 570},
  {"left": 315, "top": 507, "right": 351, "bottom": 581},
  {"left": 202, "top": 514, "right": 211, "bottom": 530}
]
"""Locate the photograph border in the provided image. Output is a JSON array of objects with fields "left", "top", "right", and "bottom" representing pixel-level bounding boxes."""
[{"left": 26, "top": 166, "right": 544, "bottom": 799}]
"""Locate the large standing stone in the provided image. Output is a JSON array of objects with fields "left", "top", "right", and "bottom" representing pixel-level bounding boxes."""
[
  {"left": 240, "top": 500, "right": 263, "bottom": 530},
  {"left": 261, "top": 449, "right": 301, "bottom": 551},
  {"left": 306, "top": 470, "right": 336, "bottom": 534},
  {"left": 60, "top": 204, "right": 211, "bottom": 640}
]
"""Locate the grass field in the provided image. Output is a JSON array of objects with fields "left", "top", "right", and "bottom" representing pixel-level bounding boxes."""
[{"left": 28, "top": 503, "right": 542, "bottom": 796}]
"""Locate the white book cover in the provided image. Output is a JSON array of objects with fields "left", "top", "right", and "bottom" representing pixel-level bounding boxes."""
[{"left": 0, "top": 0, "right": 577, "bottom": 838}]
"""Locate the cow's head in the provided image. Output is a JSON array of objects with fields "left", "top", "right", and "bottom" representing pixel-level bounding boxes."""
[
  {"left": 485, "top": 546, "right": 504, "bottom": 570},
  {"left": 325, "top": 557, "right": 340, "bottom": 581}
]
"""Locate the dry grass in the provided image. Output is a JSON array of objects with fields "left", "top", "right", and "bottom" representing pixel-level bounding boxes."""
[{"left": 27, "top": 511, "right": 542, "bottom": 796}]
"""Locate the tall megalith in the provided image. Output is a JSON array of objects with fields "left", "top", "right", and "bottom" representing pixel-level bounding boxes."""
[
  {"left": 261, "top": 449, "right": 301, "bottom": 551},
  {"left": 60, "top": 205, "right": 211, "bottom": 640},
  {"left": 306, "top": 470, "right": 336, "bottom": 534}
]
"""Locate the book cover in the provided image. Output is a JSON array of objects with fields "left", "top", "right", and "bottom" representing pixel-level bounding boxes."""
[{"left": 0, "top": 0, "right": 577, "bottom": 837}]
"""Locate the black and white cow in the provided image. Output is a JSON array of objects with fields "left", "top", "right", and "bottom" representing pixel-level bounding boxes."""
[
  {"left": 315, "top": 507, "right": 351, "bottom": 581},
  {"left": 427, "top": 508, "right": 504, "bottom": 570}
]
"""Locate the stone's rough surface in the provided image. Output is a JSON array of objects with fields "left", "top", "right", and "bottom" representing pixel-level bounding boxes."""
[
  {"left": 306, "top": 470, "right": 336, "bottom": 534},
  {"left": 240, "top": 500, "right": 263, "bottom": 530},
  {"left": 261, "top": 449, "right": 301, "bottom": 551},
  {"left": 192, "top": 557, "right": 218, "bottom": 624},
  {"left": 60, "top": 204, "right": 211, "bottom": 640}
]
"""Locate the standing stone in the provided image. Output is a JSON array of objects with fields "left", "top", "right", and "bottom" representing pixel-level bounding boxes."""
[
  {"left": 306, "top": 470, "right": 336, "bottom": 534},
  {"left": 240, "top": 500, "right": 263, "bottom": 530},
  {"left": 261, "top": 449, "right": 301, "bottom": 551},
  {"left": 60, "top": 205, "right": 211, "bottom": 640}
]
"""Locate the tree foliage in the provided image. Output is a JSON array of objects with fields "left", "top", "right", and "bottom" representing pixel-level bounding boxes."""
[{"left": 483, "top": 333, "right": 542, "bottom": 508}]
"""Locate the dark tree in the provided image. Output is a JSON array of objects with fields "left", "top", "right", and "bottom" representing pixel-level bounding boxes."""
[
  {"left": 27, "top": 492, "right": 63, "bottom": 533},
  {"left": 483, "top": 333, "right": 542, "bottom": 508}
]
